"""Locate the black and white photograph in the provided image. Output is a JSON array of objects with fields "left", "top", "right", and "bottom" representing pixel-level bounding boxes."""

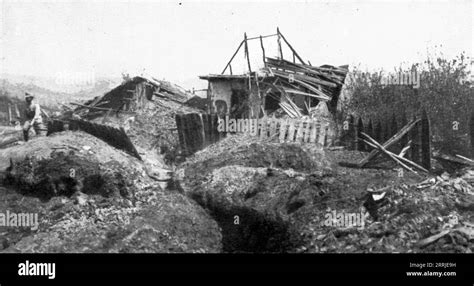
[{"left": 0, "top": 0, "right": 472, "bottom": 281}]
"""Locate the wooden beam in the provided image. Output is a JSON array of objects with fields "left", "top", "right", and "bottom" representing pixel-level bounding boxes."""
[
  {"left": 361, "top": 136, "right": 418, "bottom": 175},
  {"left": 260, "top": 35, "right": 266, "bottom": 68},
  {"left": 70, "top": 102, "right": 136, "bottom": 114},
  {"left": 277, "top": 27, "right": 306, "bottom": 65},
  {"left": 244, "top": 33, "right": 252, "bottom": 73},
  {"left": 221, "top": 40, "right": 244, "bottom": 74},
  {"left": 359, "top": 118, "right": 420, "bottom": 167},
  {"left": 247, "top": 33, "right": 278, "bottom": 41},
  {"left": 361, "top": 133, "right": 429, "bottom": 173},
  {"left": 277, "top": 27, "right": 283, "bottom": 59}
]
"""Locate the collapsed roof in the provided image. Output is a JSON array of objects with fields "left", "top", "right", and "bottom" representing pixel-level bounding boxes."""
[
  {"left": 200, "top": 28, "right": 349, "bottom": 118},
  {"left": 73, "top": 76, "right": 193, "bottom": 119}
]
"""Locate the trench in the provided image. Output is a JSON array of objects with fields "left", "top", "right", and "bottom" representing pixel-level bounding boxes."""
[{"left": 166, "top": 177, "right": 298, "bottom": 253}]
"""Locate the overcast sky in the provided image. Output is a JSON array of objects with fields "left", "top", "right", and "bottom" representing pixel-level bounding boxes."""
[{"left": 0, "top": 0, "right": 472, "bottom": 89}]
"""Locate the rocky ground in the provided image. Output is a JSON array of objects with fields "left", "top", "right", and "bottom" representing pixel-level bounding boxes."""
[
  {"left": 177, "top": 134, "right": 474, "bottom": 253},
  {"left": 0, "top": 132, "right": 221, "bottom": 253},
  {"left": 0, "top": 131, "right": 472, "bottom": 253}
]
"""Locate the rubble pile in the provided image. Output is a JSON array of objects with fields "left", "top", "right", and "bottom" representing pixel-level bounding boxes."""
[
  {"left": 178, "top": 133, "right": 335, "bottom": 252},
  {"left": 0, "top": 132, "right": 222, "bottom": 253}
]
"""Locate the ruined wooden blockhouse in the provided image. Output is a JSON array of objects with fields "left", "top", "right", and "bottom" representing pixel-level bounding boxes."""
[{"left": 199, "top": 30, "right": 349, "bottom": 124}]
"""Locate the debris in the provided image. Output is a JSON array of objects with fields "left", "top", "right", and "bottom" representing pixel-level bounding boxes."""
[
  {"left": 358, "top": 118, "right": 420, "bottom": 167},
  {"left": 360, "top": 132, "right": 428, "bottom": 175}
]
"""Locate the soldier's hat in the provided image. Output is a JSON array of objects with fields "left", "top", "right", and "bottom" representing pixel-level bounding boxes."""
[{"left": 25, "top": 92, "right": 34, "bottom": 99}]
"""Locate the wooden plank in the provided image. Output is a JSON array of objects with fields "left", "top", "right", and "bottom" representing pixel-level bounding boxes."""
[
  {"left": 282, "top": 88, "right": 331, "bottom": 101},
  {"left": 366, "top": 119, "right": 374, "bottom": 151},
  {"left": 209, "top": 114, "right": 218, "bottom": 144},
  {"left": 361, "top": 133, "right": 418, "bottom": 175},
  {"left": 269, "top": 117, "right": 277, "bottom": 139},
  {"left": 310, "top": 122, "right": 318, "bottom": 143},
  {"left": 470, "top": 111, "right": 474, "bottom": 155},
  {"left": 260, "top": 35, "right": 266, "bottom": 67},
  {"left": 361, "top": 133, "right": 429, "bottom": 174},
  {"left": 303, "top": 119, "right": 312, "bottom": 143},
  {"left": 175, "top": 114, "right": 188, "bottom": 155},
  {"left": 70, "top": 102, "right": 136, "bottom": 114},
  {"left": 324, "top": 124, "right": 331, "bottom": 146},
  {"left": 318, "top": 122, "right": 326, "bottom": 145},
  {"left": 410, "top": 117, "right": 420, "bottom": 163},
  {"left": 359, "top": 118, "right": 420, "bottom": 167},
  {"left": 277, "top": 28, "right": 283, "bottom": 59},
  {"left": 260, "top": 117, "right": 268, "bottom": 139},
  {"left": 356, "top": 117, "right": 365, "bottom": 151},
  {"left": 221, "top": 40, "right": 244, "bottom": 74},
  {"left": 420, "top": 110, "right": 431, "bottom": 170},
  {"left": 7, "top": 103, "right": 12, "bottom": 124},
  {"left": 244, "top": 33, "right": 252, "bottom": 73},
  {"left": 202, "top": 114, "right": 211, "bottom": 147},
  {"left": 279, "top": 119, "right": 288, "bottom": 143},
  {"left": 295, "top": 120, "right": 305, "bottom": 143},
  {"left": 287, "top": 119, "right": 296, "bottom": 142},
  {"left": 348, "top": 115, "right": 356, "bottom": 150},
  {"left": 277, "top": 27, "right": 306, "bottom": 65}
]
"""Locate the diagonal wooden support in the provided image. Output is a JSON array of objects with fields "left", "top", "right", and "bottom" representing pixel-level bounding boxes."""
[
  {"left": 358, "top": 118, "right": 420, "bottom": 167},
  {"left": 361, "top": 136, "right": 418, "bottom": 175},
  {"left": 361, "top": 132, "right": 429, "bottom": 174}
]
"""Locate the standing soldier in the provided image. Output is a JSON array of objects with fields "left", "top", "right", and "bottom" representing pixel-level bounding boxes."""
[{"left": 23, "top": 92, "right": 48, "bottom": 141}]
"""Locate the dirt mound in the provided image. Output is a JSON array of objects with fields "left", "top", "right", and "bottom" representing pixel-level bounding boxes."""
[
  {"left": 0, "top": 132, "right": 222, "bottom": 253},
  {"left": 177, "top": 134, "right": 335, "bottom": 252},
  {"left": 2, "top": 189, "right": 222, "bottom": 253},
  {"left": 183, "top": 166, "right": 335, "bottom": 252}
]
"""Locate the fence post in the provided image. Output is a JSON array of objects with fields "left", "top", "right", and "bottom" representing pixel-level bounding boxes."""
[
  {"left": 287, "top": 119, "right": 296, "bottom": 142},
  {"left": 260, "top": 117, "right": 268, "bottom": 140},
  {"left": 347, "top": 115, "right": 355, "bottom": 150},
  {"left": 356, "top": 117, "right": 364, "bottom": 151},
  {"left": 399, "top": 113, "right": 408, "bottom": 157},
  {"left": 374, "top": 120, "right": 382, "bottom": 144},
  {"left": 175, "top": 114, "right": 187, "bottom": 155},
  {"left": 384, "top": 119, "right": 391, "bottom": 142},
  {"left": 410, "top": 115, "right": 420, "bottom": 164},
  {"left": 318, "top": 121, "right": 326, "bottom": 146},
  {"left": 279, "top": 119, "right": 288, "bottom": 143},
  {"left": 309, "top": 121, "right": 318, "bottom": 143},
  {"left": 420, "top": 109, "right": 431, "bottom": 170},
  {"left": 366, "top": 119, "right": 374, "bottom": 151},
  {"left": 391, "top": 113, "right": 399, "bottom": 153},
  {"left": 7, "top": 103, "right": 12, "bottom": 124},
  {"left": 470, "top": 111, "right": 474, "bottom": 157},
  {"left": 295, "top": 120, "right": 305, "bottom": 143}
]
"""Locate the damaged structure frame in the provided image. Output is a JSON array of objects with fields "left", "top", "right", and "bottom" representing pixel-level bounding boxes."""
[{"left": 200, "top": 28, "right": 349, "bottom": 122}]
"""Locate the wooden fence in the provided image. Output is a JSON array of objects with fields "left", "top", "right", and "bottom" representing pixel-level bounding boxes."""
[
  {"left": 175, "top": 113, "right": 223, "bottom": 155},
  {"left": 256, "top": 117, "right": 334, "bottom": 145},
  {"left": 47, "top": 119, "right": 142, "bottom": 160},
  {"left": 342, "top": 110, "right": 431, "bottom": 170},
  {"left": 175, "top": 113, "right": 335, "bottom": 156}
]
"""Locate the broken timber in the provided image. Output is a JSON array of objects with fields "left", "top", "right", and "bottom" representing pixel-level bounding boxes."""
[
  {"left": 358, "top": 118, "right": 420, "bottom": 167},
  {"left": 361, "top": 132, "right": 429, "bottom": 175}
]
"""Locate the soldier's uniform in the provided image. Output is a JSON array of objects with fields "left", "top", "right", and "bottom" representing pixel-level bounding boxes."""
[{"left": 23, "top": 93, "right": 48, "bottom": 141}]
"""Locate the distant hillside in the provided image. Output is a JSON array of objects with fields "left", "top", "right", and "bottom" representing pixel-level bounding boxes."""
[{"left": 0, "top": 77, "right": 118, "bottom": 125}]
